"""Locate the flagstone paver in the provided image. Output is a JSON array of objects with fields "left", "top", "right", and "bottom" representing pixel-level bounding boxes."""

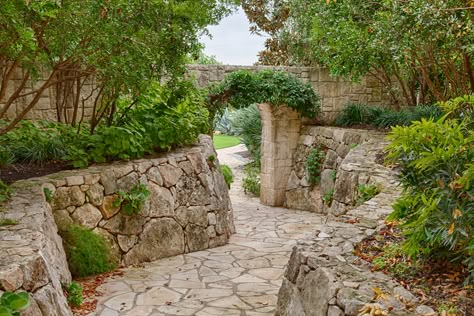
[{"left": 93, "top": 145, "right": 326, "bottom": 316}]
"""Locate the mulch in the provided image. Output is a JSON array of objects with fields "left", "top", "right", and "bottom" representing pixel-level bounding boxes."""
[
  {"left": 354, "top": 223, "right": 474, "bottom": 316},
  {"left": 0, "top": 162, "right": 73, "bottom": 184},
  {"left": 68, "top": 270, "right": 124, "bottom": 316}
]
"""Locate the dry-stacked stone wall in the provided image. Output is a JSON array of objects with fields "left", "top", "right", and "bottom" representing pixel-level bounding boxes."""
[
  {"left": 0, "top": 135, "right": 234, "bottom": 315},
  {"left": 285, "top": 126, "right": 393, "bottom": 215},
  {"left": 276, "top": 139, "right": 422, "bottom": 316}
]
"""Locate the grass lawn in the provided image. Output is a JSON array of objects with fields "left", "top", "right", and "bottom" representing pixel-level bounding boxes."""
[{"left": 213, "top": 134, "right": 241, "bottom": 149}]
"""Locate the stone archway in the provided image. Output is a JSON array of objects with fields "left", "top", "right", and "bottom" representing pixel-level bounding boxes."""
[{"left": 258, "top": 103, "right": 302, "bottom": 206}]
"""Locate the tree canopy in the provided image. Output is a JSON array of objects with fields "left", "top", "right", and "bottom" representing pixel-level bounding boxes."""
[
  {"left": 243, "top": 0, "right": 474, "bottom": 105},
  {"left": 0, "top": 0, "right": 236, "bottom": 132}
]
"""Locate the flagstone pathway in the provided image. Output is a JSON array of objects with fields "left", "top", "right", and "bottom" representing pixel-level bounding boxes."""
[{"left": 92, "top": 145, "right": 326, "bottom": 316}]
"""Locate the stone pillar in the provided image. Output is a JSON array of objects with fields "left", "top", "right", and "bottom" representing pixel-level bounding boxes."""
[{"left": 258, "top": 103, "right": 301, "bottom": 206}]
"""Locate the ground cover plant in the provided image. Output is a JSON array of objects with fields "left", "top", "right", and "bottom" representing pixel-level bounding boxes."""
[
  {"left": 242, "top": 162, "right": 261, "bottom": 196},
  {"left": 220, "top": 164, "right": 234, "bottom": 189},
  {"left": 355, "top": 223, "right": 473, "bottom": 315},
  {"left": 114, "top": 183, "right": 151, "bottom": 216},
  {"left": 335, "top": 103, "right": 444, "bottom": 128},
  {"left": 61, "top": 225, "right": 117, "bottom": 278},
  {"left": 305, "top": 146, "right": 326, "bottom": 187},
  {"left": 65, "top": 282, "right": 83, "bottom": 308},
  {"left": 0, "top": 291, "right": 30, "bottom": 316}
]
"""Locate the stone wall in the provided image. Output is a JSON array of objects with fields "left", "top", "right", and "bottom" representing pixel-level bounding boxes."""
[
  {"left": 0, "top": 182, "right": 72, "bottom": 315},
  {"left": 0, "top": 135, "right": 233, "bottom": 315},
  {"left": 285, "top": 127, "right": 393, "bottom": 215},
  {"left": 187, "top": 65, "right": 392, "bottom": 121},
  {"left": 275, "top": 140, "right": 422, "bottom": 316},
  {"left": 46, "top": 135, "right": 234, "bottom": 265},
  {"left": 0, "top": 66, "right": 97, "bottom": 122},
  {"left": 1, "top": 65, "right": 392, "bottom": 123}
]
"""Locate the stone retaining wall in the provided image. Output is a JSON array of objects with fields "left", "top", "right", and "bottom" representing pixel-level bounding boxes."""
[
  {"left": 0, "top": 135, "right": 233, "bottom": 315},
  {"left": 276, "top": 140, "right": 420, "bottom": 316},
  {"left": 285, "top": 127, "right": 392, "bottom": 215}
]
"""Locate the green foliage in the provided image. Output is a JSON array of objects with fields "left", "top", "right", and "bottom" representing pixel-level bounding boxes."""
[
  {"left": 220, "top": 164, "right": 234, "bottom": 189},
  {"left": 371, "top": 244, "right": 418, "bottom": 278},
  {"left": 242, "top": 163, "right": 261, "bottom": 196},
  {"left": 0, "top": 81, "right": 209, "bottom": 168},
  {"left": 65, "top": 282, "right": 83, "bottom": 308},
  {"left": 0, "top": 180, "right": 11, "bottom": 203},
  {"left": 282, "top": 0, "right": 474, "bottom": 103},
  {"left": 0, "top": 0, "right": 236, "bottom": 130},
  {"left": 335, "top": 103, "right": 443, "bottom": 128},
  {"left": 214, "top": 108, "right": 236, "bottom": 135},
  {"left": 114, "top": 184, "right": 150, "bottom": 216},
  {"left": 330, "top": 170, "right": 337, "bottom": 181},
  {"left": 355, "top": 184, "right": 381, "bottom": 206},
  {"left": 230, "top": 104, "right": 262, "bottom": 163},
  {"left": 0, "top": 219, "right": 17, "bottom": 226},
  {"left": 0, "top": 120, "right": 68, "bottom": 165},
  {"left": 386, "top": 97, "right": 474, "bottom": 284},
  {"left": 0, "top": 291, "right": 30, "bottom": 316},
  {"left": 43, "top": 187, "right": 53, "bottom": 203},
  {"left": 306, "top": 147, "right": 326, "bottom": 186},
  {"left": 210, "top": 70, "right": 321, "bottom": 119},
  {"left": 61, "top": 225, "right": 117, "bottom": 278},
  {"left": 322, "top": 189, "right": 334, "bottom": 206},
  {"left": 0, "top": 146, "right": 13, "bottom": 168}
]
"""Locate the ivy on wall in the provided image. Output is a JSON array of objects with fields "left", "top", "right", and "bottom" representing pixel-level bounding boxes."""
[{"left": 208, "top": 70, "right": 321, "bottom": 118}]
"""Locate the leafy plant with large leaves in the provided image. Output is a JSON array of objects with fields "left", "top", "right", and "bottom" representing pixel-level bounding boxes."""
[{"left": 386, "top": 95, "right": 474, "bottom": 284}]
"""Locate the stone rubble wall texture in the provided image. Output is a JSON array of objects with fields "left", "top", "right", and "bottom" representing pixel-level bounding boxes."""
[
  {"left": 1, "top": 65, "right": 392, "bottom": 123},
  {"left": 259, "top": 103, "right": 301, "bottom": 206},
  {"left": 187, "top": 65, "right": 392, "bottom": 122},
  {"left": 0, "top": 66, "right": 98, "bottom": 122},
  {"left": 285, "top": 126, "right": 393, "bottom": 215},
  {"left": 275, "top": 139, "right": 419, "bottom": 316},
  {"left": 0, "top": 135, "right": 234, "bottom": 315}
]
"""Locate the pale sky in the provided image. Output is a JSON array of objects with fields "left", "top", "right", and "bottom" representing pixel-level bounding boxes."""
[{"left": 200, "top": 7, "right": 267, "bottom": 66}]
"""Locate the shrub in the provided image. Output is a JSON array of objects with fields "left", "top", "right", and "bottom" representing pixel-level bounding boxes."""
[
  {"left": 220, "top": 164, "right": 234, "bottom": 189},
  {"left": 0, "top": 291, "right": 30, "bottom": 315},
  {"left": 0, "top": 146, "right": 13, "bottom": 167},
  {"left": 335, "top": 103, "right": 443, "bottom": 128},
  {"left": 386, "top": 97, "right": 474, "bottom": 284},
  {"left": 214, "top": 108, "right": 235, "bottom": 135},
  {"left": 114, "top": 183, "right": 150, "bottom": 216},
  {"left": 61, "top": 225, "right": 117, "bottom": 278},
  {"left": 306, "top": 147, "right": 326, "bottom": 186},
  {"left": 230, "top": 104, "right": 262, "bottom": 163},
  {"left": 355, "top": 184, "right": 380, "bottom": 206},
  {"left": 0, "top": 180, "right": 11, "bottom": 203},
  {"left": 242, "top": 162, "right": 260, "bottom": 196},
  {"left": 322, "top": 189, "right": 334, "bottom": 206},
  {"left": 65, "top": 282, "right": 83, "bottom": 307}
]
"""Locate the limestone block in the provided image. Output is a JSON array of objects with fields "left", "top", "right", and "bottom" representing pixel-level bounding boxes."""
[
  {"left": 98, "top": 195, "right": 120, "bottom": 219},
  {"left": 185, "top": 223, "right": 210, "bottom": 252},
  {"left": 100, "top": 170, "right": 117, "bottom": 195},
  {"left": 159, "top": 165, "right": 183, "bottom": 187},
  {"left": 93, "top": 228, "right": 120, "bottom": 264},
  {"left": 142, "top": 183, "right": 174, "bottom": 218},
  {"left": 53, "top": 209, "right": 73, "bottom": 232},
  {"left": 86, "top": 183, "right": 105, "bottom": 206},
  {"left": 116, "top": 172, "right": 139, "bottom": 191},
  {"left": 123, "top": 218, "right": 185, "bottom": 265},
  {"left": 51, "top": 186, "right": 85, "bottom": 210},
  {"left": 71, "top": 203, "right": 103, "bottom": 229},
  {"left": 146, "top": 167, "right": 163, "bottom": 186},
  {"left": 65, "top": 176, "right": 84, "bottom": 186},
  {"left": 117, "top": 235, "right": 138, "bottom": 253},
  {"left": 320, "top": 169, "right": 336, "bottom": 197}
]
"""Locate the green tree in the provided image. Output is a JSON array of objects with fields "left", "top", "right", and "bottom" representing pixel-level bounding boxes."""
[
  {"left": 0, "top": 0, "right": 236, "bottom": 133},
  {"left": 244, "top": 0, "right": 474, "bottom": 105}
]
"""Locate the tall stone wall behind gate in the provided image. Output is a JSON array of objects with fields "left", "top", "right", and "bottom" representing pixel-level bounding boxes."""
[
  {"left": 1, "top": 65, "right": 391, "bottom": 123},
  {"left": 187, "top": 65, "right": 392, "bottom": 122}
]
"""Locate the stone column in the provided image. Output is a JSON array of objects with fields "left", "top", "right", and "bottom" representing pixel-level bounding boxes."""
[{"left": 258, "top": 103, "right": 302, "bottom": 206}]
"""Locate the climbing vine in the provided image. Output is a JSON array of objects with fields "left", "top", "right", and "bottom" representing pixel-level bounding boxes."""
[{"left": 208, "top": 70, "right": 321, "bottom": 119}]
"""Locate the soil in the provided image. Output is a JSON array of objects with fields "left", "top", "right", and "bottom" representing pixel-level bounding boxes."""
[
  {"left": 0, "top": 162, "right": 73, "bottom": 184},
  {"left": 355, "top": 223, "right": 474, "bottom": 316}
]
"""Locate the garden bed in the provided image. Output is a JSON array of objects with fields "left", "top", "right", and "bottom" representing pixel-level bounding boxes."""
[
  {"left": 0, "top": 162, "right": 72, "bottom": 184},
  {"left": 355, "top": 224, "right": 473, "bottom": 316}
]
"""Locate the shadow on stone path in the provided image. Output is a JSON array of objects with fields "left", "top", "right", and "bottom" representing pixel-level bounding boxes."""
[{"left": 92, "top": 145, "right": 326, "bottom": 316}]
